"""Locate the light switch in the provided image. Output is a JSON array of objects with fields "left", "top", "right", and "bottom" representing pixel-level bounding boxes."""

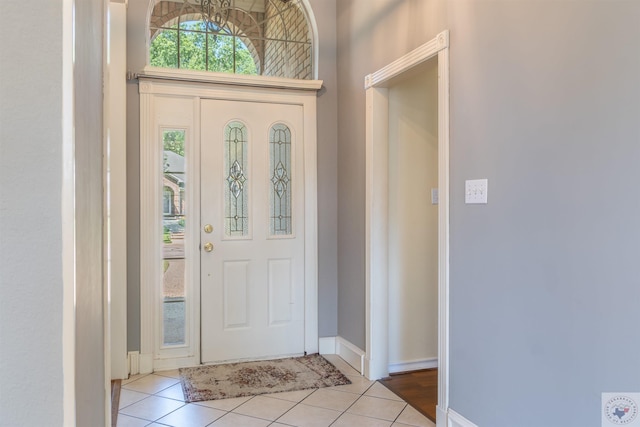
[
  {"left": 465, "top": 179, "right": 488, "bottom": 204},
  {"left": 431, "top": 188, "right": 439, "bottom": 205}
]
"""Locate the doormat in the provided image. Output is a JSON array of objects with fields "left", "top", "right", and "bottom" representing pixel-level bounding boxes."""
[{"left": 179, "top": 354, "right": 352, "bottom": 402}]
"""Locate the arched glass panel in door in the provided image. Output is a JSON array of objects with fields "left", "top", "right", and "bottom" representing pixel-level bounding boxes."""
[
  {"left": 269, "top": 123, "right": 292, "bottom": 236},
  {"left": 224, "top": 121, "right": 249, "bottom": 237}
]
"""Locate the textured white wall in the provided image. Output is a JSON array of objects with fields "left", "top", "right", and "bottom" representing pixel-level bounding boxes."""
[
  {"left": 388, "top": 62, "right": 439, "bottom": 367},
  {"left": 0, "top": 1, "right": 65, "bottom": 425}
]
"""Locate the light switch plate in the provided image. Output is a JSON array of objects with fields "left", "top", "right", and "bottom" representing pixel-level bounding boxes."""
[
  {"left": 431, "top": 188, "right": 439, "bottom": 205},
  {"left": 465, "top": 179, "right": 488, "bottom": 204}
]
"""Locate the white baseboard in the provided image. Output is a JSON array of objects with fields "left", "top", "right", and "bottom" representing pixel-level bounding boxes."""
[
  {"left": 319, "top": 337, "right": 336, "bottom": 355},
  {"left": 389, "top": 357, "right": 438, "bottom": 374},
  {"left": 448, "top": 409, "right": 479, "bottom": 427},
  {"left": 336, "top": 336, "right": 365, "bottom": 375},
  {"left": 127, "top": 351, "right": 139, "bottom": 375},
  {"left": 436, "top": 406, "right": 448, "bottom": 427},
  {"left": 139, "top": 353, "right": 153, "bottom": 374}
]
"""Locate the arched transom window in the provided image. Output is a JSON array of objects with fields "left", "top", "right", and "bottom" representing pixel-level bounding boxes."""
[{"left": 149, "top": 0, "right": 313, "bottom": 79}]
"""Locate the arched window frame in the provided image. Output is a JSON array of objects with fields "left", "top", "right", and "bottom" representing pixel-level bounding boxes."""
[{"left": 145, "top": 0, "right": 319, "bottom": 80}]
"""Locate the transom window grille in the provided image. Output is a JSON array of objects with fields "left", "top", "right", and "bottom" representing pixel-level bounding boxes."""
[{"left": 149, "top": 0, "right": 313, "bottom": 79}]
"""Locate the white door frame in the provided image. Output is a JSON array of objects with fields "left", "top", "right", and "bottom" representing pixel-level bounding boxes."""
[
  {"left": 364, "top": 30, "right": 450, "bottom": 427},
  {"left": 138, "top": 69, "right": 323, "bottom": 372}
]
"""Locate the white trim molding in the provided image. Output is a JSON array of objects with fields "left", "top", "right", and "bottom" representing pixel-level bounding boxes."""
[
  {"left": 448, "top": 410, "right": 479, "bottom": 427},
  {"left": 388, "top": 358, "right": 438, "bottom": 374},
  {"left": 364, "top": 29, "right": 451, "bottom": 427},
  {"left": 139, "top": 67, "right": 323, "bottom": 91},
  {"left": 336, "top": 337, "right": 365, "bottom": 375}
]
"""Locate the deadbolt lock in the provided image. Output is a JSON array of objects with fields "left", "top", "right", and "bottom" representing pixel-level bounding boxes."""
[{"left": 204, "top": 224, "right": 213, "bottom": 233}]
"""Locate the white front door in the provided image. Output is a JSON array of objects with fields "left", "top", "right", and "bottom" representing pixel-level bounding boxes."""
[{"left": 200, "top": 98, "right": 305, "bottom": 363}]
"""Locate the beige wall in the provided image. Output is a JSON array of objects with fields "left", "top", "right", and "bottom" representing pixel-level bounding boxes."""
[
  {"left": 336, "top": 0, "right": 445, "bottom": 349},
  {"left": 387, "top": 61, "right": 439, "bottom": 366}
]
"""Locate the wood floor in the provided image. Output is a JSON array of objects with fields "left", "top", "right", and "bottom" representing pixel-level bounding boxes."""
[
  {"left": 379, "top": 369, "right": 438, "bottom": 423},
  {"left": 111, "top": 379, "right": 121, "bottom": 427}
]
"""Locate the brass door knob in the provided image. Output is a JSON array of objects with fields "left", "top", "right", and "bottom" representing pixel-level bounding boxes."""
[
  {"left": 203, "top": 242, "right": 214, "bottom": 252},
  {"left": 204, "top": 224, "right": 213, "bottom": 233}
]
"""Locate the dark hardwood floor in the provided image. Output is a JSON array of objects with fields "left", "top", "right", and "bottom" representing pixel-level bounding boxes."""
[
  {"left": 379, "top": 368, "right": 438, "bottom": 423},
  {"left": 111, "top": 379, "right": 121, "bottom": 427}
]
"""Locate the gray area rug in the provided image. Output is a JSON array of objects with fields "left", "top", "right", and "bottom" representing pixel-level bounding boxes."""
[{"left": 179, "top": 354, "right": 351, "bottom": 402}]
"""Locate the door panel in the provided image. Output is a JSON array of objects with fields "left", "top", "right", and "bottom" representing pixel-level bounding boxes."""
[{"left": 200, "top": 99, "right": 304, "bottom": 363}]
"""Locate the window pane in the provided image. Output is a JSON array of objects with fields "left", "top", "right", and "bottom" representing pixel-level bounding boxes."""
[
  {"left": 150, "top": 28, "right": 179, "bottom": 69},
  {"left": 179, "top": 29, "right": 207, "bottom": 71},
  {"left": 224, "top": 121, "right": 249, "bottom": 237},
  {"left": 162, "top": 129, "right": 186, "bottom": 346},
  {"left": 270, "top": 124, "right": 292, "bottom": 236}
]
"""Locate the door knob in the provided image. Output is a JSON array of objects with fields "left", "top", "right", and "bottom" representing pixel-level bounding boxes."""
[
  {"left": 204, "top": 224, "right": 213, "bottom": 233},
  {"left": 203, "top": 242, "right": 214, "bottom": 252}
]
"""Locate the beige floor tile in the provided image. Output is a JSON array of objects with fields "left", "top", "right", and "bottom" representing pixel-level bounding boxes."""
[
  {"left": 155, "top": 403, "right": 226, "bottom": 427},
  {"left": 395, "top": 405, "right": 435, "bottom": 427},
  {"left": 392, "top": 422, "right": 436, "bottom": 427},
  {"left": 119, "top": 389, "right": 151, "bottom": 409},
  {"left": 232, "top": 395, "right": 297, "bottom": 421},
  {"left": 155, "top": 383, "right": 186, "bottom": 401},
  {"left": 116, "top": 414, "right": 151, "bottom": 427},
  {"left": 209, "top": 412, "right": 271, "bottom": 427},
  {"left": 276, "top": 403, "right": 342, "bottom": 427},
  {"left": 122, "top": 373, "right": 150, "bottom": 385},
  {"left": 154, "top": 369, "right": 181, "bottom": 379},
  {"left": 123, "top": 374, "right": 180, "bottom": 395},
  {"left": 332, "top": 375, "right": 375, "bottom": 395},
  {"left": 194, "top": 396, "right": 252, "bottom": 412},
  {"left": 365, "top": 382, "right": 405, "bottom": 402},
  {"left": 301, "top": 388, "right": 359, "bottom": 411},
  {"left": 332, "top": 412, "right": 393, "bottom": 427},
  {"left": 347, "top": 395, "right": 407, "bottom": 422},
  {"left": 266, "top": 388, "right": 316, "bottom": 402},
  {"left": 322, "top": 355, "right": 361, "bottom": 376},
  {"left": 119, "top": 395, "right": 185, "bottom": 422}
]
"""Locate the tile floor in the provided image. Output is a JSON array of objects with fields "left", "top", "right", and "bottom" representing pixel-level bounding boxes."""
[{"left": 117, "top": 355, "right": 436, "bottom": 427}]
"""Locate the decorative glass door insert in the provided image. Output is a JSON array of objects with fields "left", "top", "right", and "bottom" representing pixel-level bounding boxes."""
[
  {"left": 224, "top": 121, "right": 249, "bottom": 237},
  {"left": 269, "top": 123, "right": 292, "bottom": 236}
]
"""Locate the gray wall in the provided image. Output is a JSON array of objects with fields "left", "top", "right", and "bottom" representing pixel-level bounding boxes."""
[
  {"left": 125, "top": 0, "right": 339, "bottom": 350},
  {"left": 447, "top": 2, "right": 640, "bottom": 426},
  {"left": 337, "top": 0, "right": 640, "bottom": 425},
  {"left": 0, "top": 1, "right": 65, "bottom": 425},
  {"left": 0, "top": 0, "right": 106, "bottom": 425},
  {"left": 336, "top": 0, "right": 445, "bottom": 350}
]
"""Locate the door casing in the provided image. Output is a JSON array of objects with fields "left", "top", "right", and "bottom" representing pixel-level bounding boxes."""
[
  {"left": 138, "top": 71, "right": 322, "bottom": 372},
  {"left": 364, "top": 30, "right": 450, "bottom": 427}
]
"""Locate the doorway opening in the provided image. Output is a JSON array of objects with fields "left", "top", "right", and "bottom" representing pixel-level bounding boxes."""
[{"left": 364, "top": 30, "right": 450, "bottom": 426}]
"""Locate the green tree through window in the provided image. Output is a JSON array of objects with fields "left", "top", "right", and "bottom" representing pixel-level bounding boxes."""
[{"left": 150, "top": 21, "right": 257, "bottom": 75}]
